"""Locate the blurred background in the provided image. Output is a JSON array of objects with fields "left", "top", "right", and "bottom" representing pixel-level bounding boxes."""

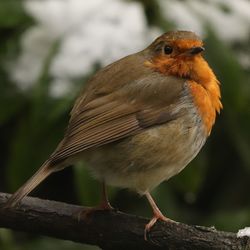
[{"left": 0, "top": 0, "right": 250, "bottom": 249}]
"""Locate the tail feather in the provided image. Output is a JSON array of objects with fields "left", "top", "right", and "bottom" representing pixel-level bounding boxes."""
[{"left": 4, "top": 161, "right": 55, "bottom": 208}]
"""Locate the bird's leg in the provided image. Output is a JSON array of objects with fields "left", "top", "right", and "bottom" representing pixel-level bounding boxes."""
[
  {"left": 144, "top": 191, "right": 173, "bottom": 239},
  {"left": 76, "top": 181, "right": 113, "bottom": 221},
  {"left": 98, "top": 181, "right": 113, "bottom": 210}
]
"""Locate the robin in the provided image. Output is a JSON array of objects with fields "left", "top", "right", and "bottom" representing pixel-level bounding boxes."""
[{"left": 5, "top": 30, "right": 222, "bottom": 236}]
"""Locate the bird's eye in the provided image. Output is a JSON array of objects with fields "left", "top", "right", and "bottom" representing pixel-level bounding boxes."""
[{"left": 164, "top": 46, "right": 173, "bottom": 54}]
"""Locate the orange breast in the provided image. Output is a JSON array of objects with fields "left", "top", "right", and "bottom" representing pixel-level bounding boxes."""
[
  {"left": 187, "top": 80, "right": 219, "bottom": 134},
  {"left": 187, "top": 58, "right": 222, "bottom": 134},
  {"left": 145, "top": 54, "right": 222, "bottom": 135}
]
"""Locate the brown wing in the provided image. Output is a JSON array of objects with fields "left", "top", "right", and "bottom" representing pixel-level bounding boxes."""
[{"left": 50, "top": 54, "right": 186, "bottom": 164}]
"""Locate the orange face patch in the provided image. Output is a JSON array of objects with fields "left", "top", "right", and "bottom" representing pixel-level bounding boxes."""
[
  {"left": 145, "top": 40, "right": 203, "bottom": 79},
  {"left": 145, "top": 39, "right": 222, "bottom": 135}
]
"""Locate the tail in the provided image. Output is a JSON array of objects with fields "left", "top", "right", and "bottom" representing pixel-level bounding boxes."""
[{"left": 4, "top": 160, "right": 56, "bottom": 208}]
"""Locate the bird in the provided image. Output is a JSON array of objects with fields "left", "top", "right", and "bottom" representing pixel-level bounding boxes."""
[{"left": 5, "top": 30, "right": 222, "bottom": 236}]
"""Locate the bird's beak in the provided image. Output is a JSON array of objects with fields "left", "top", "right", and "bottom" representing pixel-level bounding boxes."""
[{"left": 189, "top": 46, "right": 205, "bottom": 55}]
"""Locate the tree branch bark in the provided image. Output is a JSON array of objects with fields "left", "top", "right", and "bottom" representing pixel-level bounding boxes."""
[{"left": 0, "top": 192, "right": 249, "bottom": 250}]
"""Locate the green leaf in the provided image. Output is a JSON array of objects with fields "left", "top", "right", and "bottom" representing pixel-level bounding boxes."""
[
  {"left": 205, "top": 209, "right": 250, "bottom": 232},
  {"left": 0, "top": 0, "right": 31, "bottom": 28}
]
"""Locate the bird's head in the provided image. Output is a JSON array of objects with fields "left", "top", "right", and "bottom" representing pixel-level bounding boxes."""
[
  {"left": 144, "top": 31, "right": 208, "bottom": 82},
  {"left": 149, "top": 30, "right": 204, "bottom": 59}
]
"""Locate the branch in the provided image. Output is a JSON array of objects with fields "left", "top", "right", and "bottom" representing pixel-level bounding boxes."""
[{"left": 0, "top": 192, "right": 249, "bottom": 250}]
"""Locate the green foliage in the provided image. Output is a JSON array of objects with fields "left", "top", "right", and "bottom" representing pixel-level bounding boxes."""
[{"left": 0, "top": 1, "right": 30, "bottom": 28}]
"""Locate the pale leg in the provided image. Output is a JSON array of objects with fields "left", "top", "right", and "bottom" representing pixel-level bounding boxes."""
[
  {"left": 144, "top": 191, "right": 172, "bottom": 239},
  {"left": 99, "top": 181, "right": 113, "bottom": 210},
  {"left": 77, "top": 181, "right": 113, "bottom": 221}
]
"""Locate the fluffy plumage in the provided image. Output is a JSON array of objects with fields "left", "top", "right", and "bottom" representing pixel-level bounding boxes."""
[{"left": 5, "top": 31, "right": 222, "bottom": 225}]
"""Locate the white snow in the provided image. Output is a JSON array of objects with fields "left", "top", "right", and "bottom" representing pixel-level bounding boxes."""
[
  {"left": 9, "top": 0, "right": 250, "bottom": 97},
  {"left": 189, "top": 0, "right": 250, "bottom": 43},
  {"left": 158, "top": 0, "right": 250, "bottom": 43},
  {"left": 10, "top": 0, "right": 159, "bottom": 97},
  {"left": 9, "top": 26, "right": 55, "bottom": 90},
  {"left": 237, "top": 227, "right": 250, "bottom": 238},
  {"left": 158, "top": 0, "right": 204, "bottom": 37}
]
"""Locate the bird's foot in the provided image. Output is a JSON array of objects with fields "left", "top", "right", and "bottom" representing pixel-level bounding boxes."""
[
  {"left": 144, "top": 191, "right": 177, "bottom": 240},
  {"left": 76, "top": 201, "right": 114, "bottom": 222},
  {"left": 144, "top": 211, "right": 174, "bottom": 240},
  {"left": 98, "top": 200, "right": 114, "bottom": 210}
]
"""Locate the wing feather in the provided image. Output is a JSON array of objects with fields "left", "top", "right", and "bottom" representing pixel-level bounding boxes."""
[{"left": 49, "top": 67, "right": 186, "bottom": 164}]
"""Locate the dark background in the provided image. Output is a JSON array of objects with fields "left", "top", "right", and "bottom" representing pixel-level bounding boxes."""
[{"left": 1, "top": 0, "right": 250, "bottom": 249}]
